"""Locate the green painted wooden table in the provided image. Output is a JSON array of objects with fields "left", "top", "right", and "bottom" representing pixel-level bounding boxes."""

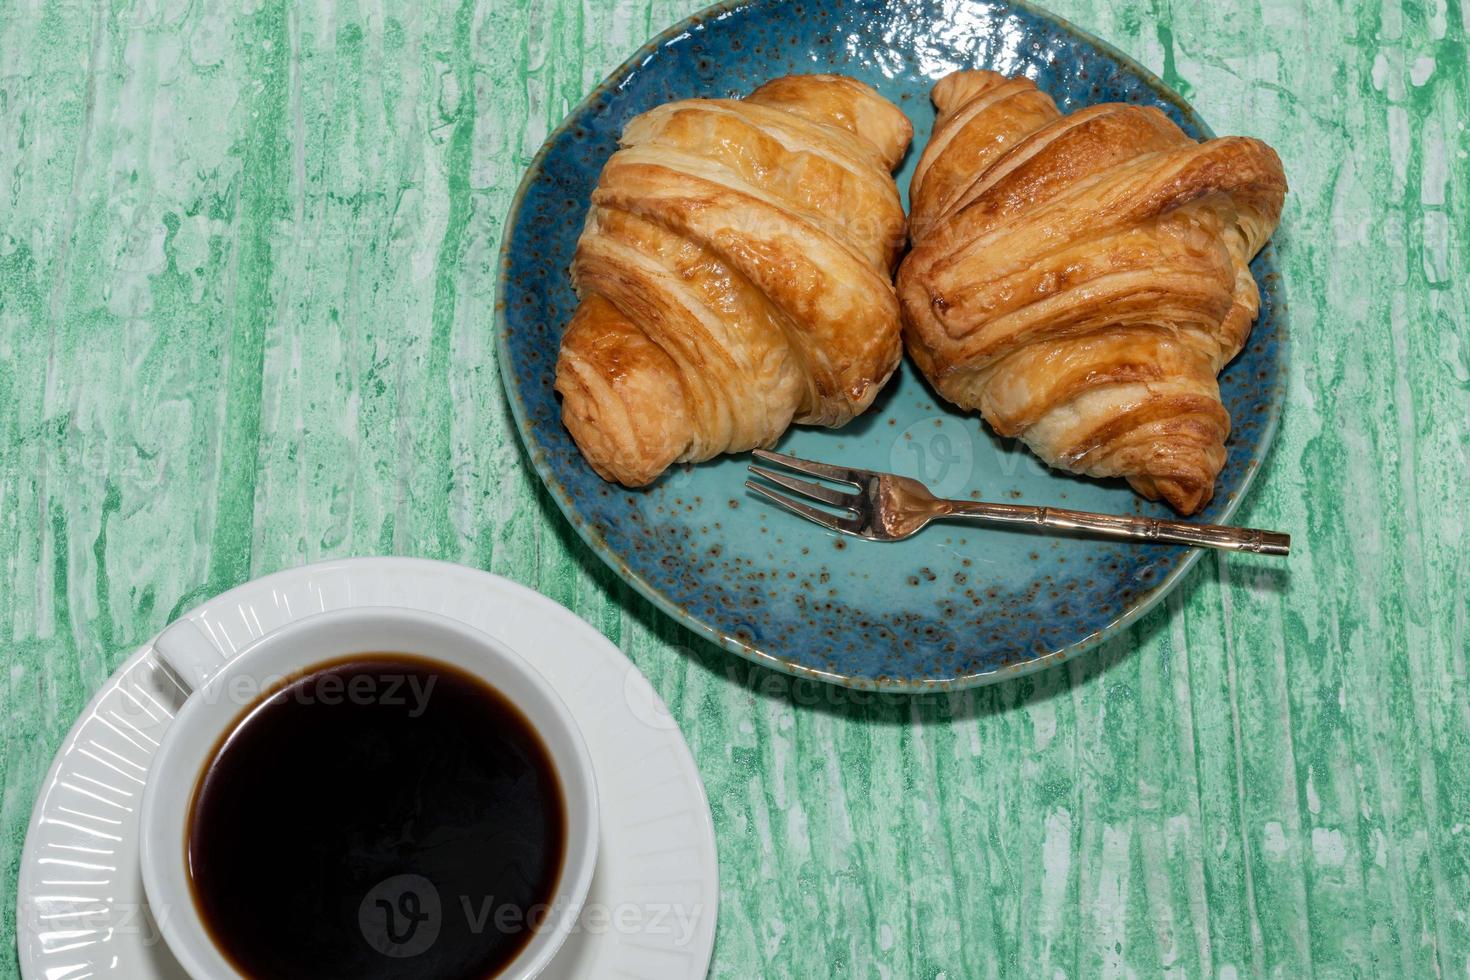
[{"left": 2, "top": 0, "right": 1467, "bottom": 976}]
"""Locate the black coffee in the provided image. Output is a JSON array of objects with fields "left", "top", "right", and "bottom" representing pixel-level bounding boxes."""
[{"left": 187, "top": 655, "right": 567, "bottom": 979}]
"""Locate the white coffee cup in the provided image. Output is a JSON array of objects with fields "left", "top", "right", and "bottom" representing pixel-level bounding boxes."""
[{"left": 139, "top": 606, "right": 599, "bottom": 980}]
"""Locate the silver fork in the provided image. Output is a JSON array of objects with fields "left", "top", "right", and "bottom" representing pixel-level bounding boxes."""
[{"left": 746, "top": 449, "right": 1290, "bottom": 556}]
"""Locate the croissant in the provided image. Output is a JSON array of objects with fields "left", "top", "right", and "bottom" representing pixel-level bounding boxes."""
[
  {"left": 898, "top": 70, "right": 1287, "bottom": 514},
  {"left": 555, "top": 75, "right": 913, "bottom": 486}
]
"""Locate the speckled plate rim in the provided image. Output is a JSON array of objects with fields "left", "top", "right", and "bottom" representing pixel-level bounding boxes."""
[{"left": 492, "top": 0, "right": 1288, "bottom": 692}]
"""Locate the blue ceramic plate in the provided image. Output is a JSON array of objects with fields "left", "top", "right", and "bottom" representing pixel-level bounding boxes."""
[{"left": 495, "top": 0, "right": 1287, "bottom": 690}]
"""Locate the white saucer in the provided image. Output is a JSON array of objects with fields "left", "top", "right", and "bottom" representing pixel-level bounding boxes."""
[{"left": 16, "top": 557, "right": 718, "bottom": 979}]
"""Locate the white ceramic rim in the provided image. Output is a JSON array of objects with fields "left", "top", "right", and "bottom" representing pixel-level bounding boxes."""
[{"left": 137, "top": 605, "right": 600, "bottom": 980}]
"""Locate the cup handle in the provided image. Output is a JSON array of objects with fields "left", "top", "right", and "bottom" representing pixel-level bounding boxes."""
[{"left": 153, "top": 618, "right": 227, "bottom": 695}]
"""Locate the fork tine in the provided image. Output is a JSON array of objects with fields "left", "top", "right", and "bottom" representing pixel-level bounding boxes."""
[
  {"left": 744, "top": 481, "right": 858, "bottom": 534},
  {"left": 751, "top": 448, "right": 863, "bottom": 487},
  {"left": 749, "top": 464, "right": 857, "bottom": 508}
]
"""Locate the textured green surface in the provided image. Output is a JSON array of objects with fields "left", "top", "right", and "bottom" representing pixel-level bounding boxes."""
[{"left": 1, "top": 0, "right": 1467, "bottom": 976}]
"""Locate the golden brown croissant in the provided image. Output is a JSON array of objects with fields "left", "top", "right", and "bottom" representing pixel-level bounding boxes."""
[
  {"left": 556, "top": 75, "right": 912, "bottom": 486},
  {"left": 899, "top": 70, "right": 1286, "bottom": 514}
]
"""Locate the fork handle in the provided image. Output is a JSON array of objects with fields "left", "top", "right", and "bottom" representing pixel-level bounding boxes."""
[{"left": 944, "top": 500, "right": 1290, "bottom": 555}]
